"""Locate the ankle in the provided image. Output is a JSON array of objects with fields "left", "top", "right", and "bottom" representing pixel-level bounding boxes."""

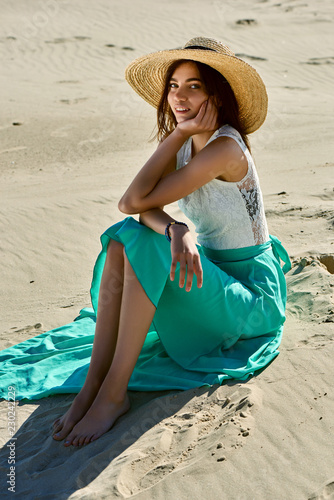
[
  {"left": 81, "top": 377, "right": 103, "bottom": 395},
  {"left": 97, "top": 383, "right": 128, "bottom": 405}
]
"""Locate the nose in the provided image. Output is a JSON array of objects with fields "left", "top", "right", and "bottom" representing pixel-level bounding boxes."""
[{"left": 174, "top": 87, "right": 187, "bottom": 102}]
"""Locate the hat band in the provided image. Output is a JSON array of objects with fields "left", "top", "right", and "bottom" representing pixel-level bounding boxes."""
[{"left": 184, "top": 45, "right": 216, "bottom": 52}]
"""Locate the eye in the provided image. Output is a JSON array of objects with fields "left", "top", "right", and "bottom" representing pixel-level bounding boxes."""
[
  {"left": 190, "top": 84, "right": 201, "bottom": 89},
  {"left": 169, "top": 82, "right": 178, "bottom": 88}
]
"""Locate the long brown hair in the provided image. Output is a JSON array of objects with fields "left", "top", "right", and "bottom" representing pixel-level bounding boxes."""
[{"left": 156, "top": 59, "right": 250, "bottom": 151}]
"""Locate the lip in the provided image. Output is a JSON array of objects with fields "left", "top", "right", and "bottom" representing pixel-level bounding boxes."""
[{"left": 174, "top": 107, "right": 190, "bottom": 113}]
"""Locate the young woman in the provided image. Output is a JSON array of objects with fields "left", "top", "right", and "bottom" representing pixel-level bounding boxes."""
[
  {"left": 0, "top": 37, "right": 290, "bottom": 446},
  {"left": 51, "top": 37, "right": 291, "bottom": 446}
]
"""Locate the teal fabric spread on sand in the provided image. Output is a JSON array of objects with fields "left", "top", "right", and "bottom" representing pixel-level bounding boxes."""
[{"left": 0, "top": 217, "right": 291, "bottom": 400}]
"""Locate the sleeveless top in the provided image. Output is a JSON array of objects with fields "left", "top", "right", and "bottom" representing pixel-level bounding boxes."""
[{"left": 176, "top": 124, "right": 270, "bottom": 250}]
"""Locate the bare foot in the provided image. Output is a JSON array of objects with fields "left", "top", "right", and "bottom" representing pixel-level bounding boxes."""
[
  {"left": 53, "top": 382, "right": 101, "bottom": 441},
  {"left": 63, "top": 392, "right": 131, "bottom": 447}
]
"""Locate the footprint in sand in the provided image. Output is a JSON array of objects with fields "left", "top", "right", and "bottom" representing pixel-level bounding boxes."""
[
  {"left": 114, "top": 384, "right": 261, "bottom": 497},
  {"left": 56, "top": 80, "right": 80, "bottom": 84},
  {"left": 236, "top": 19, "right": 258, "bottom": 26},
  {"left": 235, "top": 52, "right": 267, "bottom": 61},
  {"left": 59, "top": 98, "right": 88, "bottom": 105},
  {"left": 284, "top": 86, "right": 309, "bottom": 91},
  {"left": 45, "top": 36, "right": 91, "bottom": 44},
  {"left": 297, "top": 333, "right": 334, "bottom": 349},
  {"left": 8, "top": 323, "right": 44, "bottom": 335},
  {"left": 45, "top": 37, "right": 68, "bottom": 44},
  {"left": 2, "top": 323, "right": 45, "bottom": 347},
  {"left": 104, "top": 43, "right": 135, "bottom": 51},
  {"left": 308, "top": 478, "right": 334, "bottom": 500},
  {"left": 302, "top": 56, "right": 334, "bottom": 65}
]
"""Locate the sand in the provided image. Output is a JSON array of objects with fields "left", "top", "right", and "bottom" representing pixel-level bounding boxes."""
[{"left": 0, "top": 0, "right": 334, "bottom": 498}]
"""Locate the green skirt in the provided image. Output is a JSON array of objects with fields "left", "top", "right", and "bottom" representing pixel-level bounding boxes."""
[{"left": 0, "top": 217, "right": 291, "bottom": 400}]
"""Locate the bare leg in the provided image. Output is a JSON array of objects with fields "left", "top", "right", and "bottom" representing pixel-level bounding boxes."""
[
  {"left": 53, "top": 239, "right": 125, "bottom": 441},
  {"left": 63, "top": 250, "right": 156, "bottom": 446}
]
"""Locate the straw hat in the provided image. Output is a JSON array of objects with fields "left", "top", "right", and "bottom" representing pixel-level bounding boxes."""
[{"left": 125, "top": 37, "right": 268, "bottom": 134}]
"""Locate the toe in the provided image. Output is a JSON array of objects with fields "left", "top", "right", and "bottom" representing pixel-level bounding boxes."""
[
  {"left": 91, "top": 433, "right": 100, "bottom": 442},
  {"left": 53, "top": 418, "right": 78, "bottom": 441},
  {"left": 52, "top": 421, "right": 63, "bottom": 435},
  {"left": 78, "top": 435, "right": 86, "bottom": 447},
  {"left": 64, "top": 430, "right": 75, "bottom": 447},
  {"left": 83, "top": 436, "right": 91, "bottom": 446},
  {"left": 71, "top": 433, "right": 81, "bottom": 447},
  {"left": 53, "top": 426, "right": 69, "bottom": 441},
  {"left": 53, "top": 417, "right": 61, "bottom": 428}
]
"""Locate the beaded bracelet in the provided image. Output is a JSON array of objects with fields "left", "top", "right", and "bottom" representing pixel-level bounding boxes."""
[{"left": 165, "top": 221, "right": 189, "bottom": 242}]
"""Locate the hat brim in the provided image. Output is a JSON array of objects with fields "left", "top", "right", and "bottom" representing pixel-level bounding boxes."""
[{"left": 125, "top": 48, "right": 268, "bottom": 134}]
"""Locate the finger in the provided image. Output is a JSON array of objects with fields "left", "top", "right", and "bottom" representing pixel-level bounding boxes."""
[
  {"left": 206, "top": 97, "right": 214, "bottom": 110},
  {"left": 170, "top": 258, "right": 178, "bottom": 282},
  {"left": 200, "top": 99, "right": 216, "bottom": 129},
  {"left": 193, "top": 255, "right": 203, "bottom": 288},
  {"left": 196, "top": 100, "right": 208, "bottom": 122},
  {"left": 207, "top": 96, "right": 218, "bottom": 113},
  {"left": 200, "top": 99, "right": 209, "bottom": 112},
  {"left": 203, "top": 97, "right": 213, "bottom": 112},
  {"left": 185, "top": 259, "right": 194, "bottom": 292},
  {"left": 205, "top": 98, "right": 218, "bottom": 124},
  {"left": 178, "top": 255, "right": 187, "bottom": 289}
]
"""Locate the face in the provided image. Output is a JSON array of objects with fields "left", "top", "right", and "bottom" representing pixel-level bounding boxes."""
[{"left": 167, "top": 61, "right": 209, "bottom": 123}]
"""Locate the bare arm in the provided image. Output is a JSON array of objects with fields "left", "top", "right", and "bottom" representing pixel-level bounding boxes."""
[
  {"left": 137, "top": 165, "right": 204, "bottom": 292},
  {"left": 118, "top": 128, "right": 186, "bottom": 214},
  {"left": 121, "top": 136, "right": 246, "bottom": 214},
  {"left": 139, "top": 208, "right": 203, "bottom": 291},
  {"left": 139, "top": 208, "right": 174, "bottom": 234},
  {"left": 118, "top": 99, "right": 246, "bottom": 214},
  {"left": 118, "top": 99, "right": 245, "bottom": 291},
  {"left": 118, "top": 98, "right": 217, "bottom": 214}
]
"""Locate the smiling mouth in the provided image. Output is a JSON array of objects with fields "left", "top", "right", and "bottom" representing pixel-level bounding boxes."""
[{"left": 174, "top": 107, "right": 190, "bottom": 113}]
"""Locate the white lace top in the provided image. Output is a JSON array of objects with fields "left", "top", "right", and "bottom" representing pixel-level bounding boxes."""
[{"left": 176, "top": 124, "right": 269, "bottom": 250}]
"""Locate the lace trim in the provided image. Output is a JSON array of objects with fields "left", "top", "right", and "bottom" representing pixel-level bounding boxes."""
[{"left": 176, "top": 125, "right": 269, "bottom": 249}]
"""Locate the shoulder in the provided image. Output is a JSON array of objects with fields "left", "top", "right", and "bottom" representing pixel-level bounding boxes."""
[
  {"left": 215, "top": 124, "right": 244, "bottom": 142},
  {"left": 211, "top": 124, "right": 249, "bottom": 155},
  {"left": 201, "top": 130, "right": 248, "bottom": 182},
  {"left": 202, "top": 131, "right": 245, "bottom": 163},
  {"left": 214, "top": 125, "right": 248, "bottom": 153}
]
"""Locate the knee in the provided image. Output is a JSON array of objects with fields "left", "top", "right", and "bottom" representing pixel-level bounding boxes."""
[{"left": 106, "top": 239, "right": 124, "bottom": 261}]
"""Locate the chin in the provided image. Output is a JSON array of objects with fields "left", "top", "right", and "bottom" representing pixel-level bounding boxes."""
[{"left": 175, "top": 115, "right": 194, "bottom": 123}]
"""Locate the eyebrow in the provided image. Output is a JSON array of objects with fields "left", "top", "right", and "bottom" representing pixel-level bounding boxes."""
[{"left": 170, "top": 77, "right": 202, "bottom": 82}]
